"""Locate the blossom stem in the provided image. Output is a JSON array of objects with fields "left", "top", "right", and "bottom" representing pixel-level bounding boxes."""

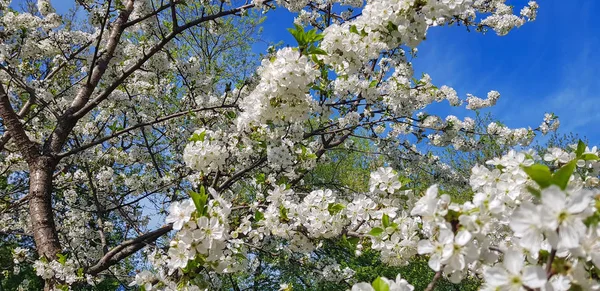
[
  {"left": 424, "top": 269, "right": 442, "bottom": 291},
  {"left": 546, "top": 249, "right": 556, "bottom": 277}
]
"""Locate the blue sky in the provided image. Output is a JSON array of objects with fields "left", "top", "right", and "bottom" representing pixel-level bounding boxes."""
[
  {"left": 42, "top": 0, "right": 600, "bottom": 145},
  {"left": 257, "top": 1, "right": 600, "bottom": 145}
]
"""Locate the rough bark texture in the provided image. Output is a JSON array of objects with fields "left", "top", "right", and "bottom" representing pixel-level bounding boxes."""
[{"left": 29, "top": 156, "right": 61, "bottom": 260}]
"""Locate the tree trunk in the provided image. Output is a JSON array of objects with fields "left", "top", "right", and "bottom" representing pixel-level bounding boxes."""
[{"left": 29, "top": 156, "right": 61, "bottom": 264}]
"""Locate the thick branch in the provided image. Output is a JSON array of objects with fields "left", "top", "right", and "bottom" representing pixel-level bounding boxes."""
[
  {"left": 86, "top": 224, "right": 173, "bottom": 275},
  {"left": 68, "top": 0, "right": 135, "bottom": 115},
  {"left": 45, "top": 0, "right": 136, "bottom": 155},
  {"left": 0, "top": 84, "right": 38, "bottom": 161}
]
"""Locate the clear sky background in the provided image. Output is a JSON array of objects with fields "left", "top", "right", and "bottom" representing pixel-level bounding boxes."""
[
  {"left": 35, "top": 0, "right": 600, "bottom": 145},
  {"left": 257, "top": 0, "right": 600, "bottom": 145}
]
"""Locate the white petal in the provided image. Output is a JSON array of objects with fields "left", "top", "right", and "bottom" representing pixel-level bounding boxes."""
[
  {"left": 438, "top": 229, "right": 454, "bottom": 245},
  {"left": 503, "top": 249, "right": 524, "bottom": 275},
  {"left": 566, "top": 190, "right": 592, "bottom": 214},
  {"left": 417, "top": 240, "right": 434, "bottom": 254},
  {"left": 352, "top": 283, "right": 375, "bottom": 291},
  {"left": 558, "top": 222, "right": 583, "bottom": 249},
  {"left": 510, "top": 202, "right": 539, "bottom": 234},
  {"left": 173, "top": 220, "right": 184, "bottom": 231},
  {"left": 519, "top": 229, "right": 543, "bottom": 254},
  {"left": 449, "top": 253, "right": 465, "bottom": 271},
  {"left": 484, "top": 266, "right": 509, "bottom": 287},
  {"left": 426, "top": 184, "right": 438, "bottom": 198},
  {"left": 541, "top": 186, "right": 566, "bottom": 213},
  {"left": 428, "top": 253, "right": 442, "bottom": 271},
  {"left": 455, "top": 230, "right": 472, "bottom": 246},
  {"left": 522, "top": 265, "right": 547, "bottom": 288}
]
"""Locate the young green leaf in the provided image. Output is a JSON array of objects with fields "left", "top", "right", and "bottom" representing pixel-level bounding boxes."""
[
  {"left": 522, "top": 164, "right": 552, "bottom": 188},
  {"left": 372, "top": 277, "right": 390, "bottom": 291},
  {"left": 279, "top": 205, "right": 289, "bottom": 221},
  {"left": 189, "top": 131, "right": 206, "bottom": 142},
  {"left": 582, "top": 153, "right": 599, "bottom": 161},
  {"left": 369, "top": 227, "right": 384, "bottom": 237},
  {"left": 56, "top": 253, "right": 67, "bottom": 265},
  {"left": 308, "top": 47, "right": 328, "bottom": 56},
  {"left": 575, "top": 140, "right": 586, "bottom": 157},
  {"left": 382, "top": 213, "right": 390, "bottom": 228},
  {"left": 551, "top": 160, "right": 576, "bottom": 190},
  {"left": 254, "top": 210, "right": 265, "bottom": 222},
  {"left": 328, "top": 203, "right": 346, "bottom": 215},
  {"left": 189, "top": 186, "right": 209, "bottom": 216}
]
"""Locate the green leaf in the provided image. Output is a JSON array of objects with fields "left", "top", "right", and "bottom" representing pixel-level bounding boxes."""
[
  {"left": 382, "top": 213, "right": 390, "bottom": 228},
  {"left": 189, "top": 187, "right": 209, "bottom": 216},
  {"left": 522, "top": 164, "right": 552, "bottom": 188},
  {"left": 576, "top": 140, "right": 586, "bottom": 157},
  {"left": 307, "top": 47, "right": 328, "bottom": 56},
  {"left": 288, "top": 24, "right": 307, "bottom": 47},
  {"left": 56, "top": 253, "right": 67, "bottom": 265},
  {"left": 347, "top": 237, "right": 360, "bottom": 246},
  {"left": 225, "top": 111, "right": 237, "bottom": 119},
  {"left": 342, "top": 234, "right": 360, "bottom": 250},
  {"left": 254, "top": 210, "right": 264, "bottom": 222},
  {"left": 369, "top": 80, "right": 378, "bottom": 88},
  {"left": 108, "top": 121, "right": 121, "bottom": 132},
  {"left": 349, "top": 25, "right": 359, "bottom": 34},
  {"left": 279, "top": 205, "right": 289, "bottom": 221},
  {"left": 189, "top": 131, "right": 206, "bottom": 142},
  {"left": 584, "top": 212, "right": 600, "bottom": 227},
  {"left": 368, "top": 227, "right": 384, "bottom": 237},
  {"left": 551, "top": 160, "right": 576, "bottom": 190},
  {"left": 328, "top": 203, "right": 345, "bottom": 215},
  {"left": 255, "top": 173, "right": 266, "bottom": 184},
  {"left": 582, "top": 153, "right": 599, "bottom": 161},
  {"left": 306, "top": 28, "right": 318, "bottom": 42},
  {"left": 372, "top": 277, "right": 390, "bottom": 291},
  {"left": 386, "top": 21, "right": 398, "bottom": 33}
]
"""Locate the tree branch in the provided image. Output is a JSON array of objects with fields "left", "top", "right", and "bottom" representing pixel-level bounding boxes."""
[
  {"left": 122, "top": 1, "right": 183, "bottom": 29},
  {"left": 57, "top": 104, "right": 235, "bottom": 158},
  {"left": 86, "top": 224, "right": 173, "bottom": 275},
  {"left": 424, "top": 269, "right": 442, "bottom": 291},
  {"left": 0, "top": 84, "right": 38, "bottom": 161},
  {"left": 72, "top": 0, "right": 271, "bottom": 120},
  {"left": 217, "top": 156, "right": 267, "bottom": 191},
  {"left": 45, "top": 0, "right": 136, "bottom": 155}
]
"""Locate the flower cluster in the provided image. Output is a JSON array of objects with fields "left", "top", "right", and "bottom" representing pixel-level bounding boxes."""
[
  {"left": 138, "top": 142, "right": 600, "bottom": 290},
  {"left": 1, "top": 0, "right": 584, "bottom": 290},
  {"left": 33, "top": 258, "right": 80, "bottom": 285},
  {"left": 183, "top": 129, "right": 230, "bottom": 174},
  {"left": 237, "top": 47, "right": 320, "bottom": 130}
]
